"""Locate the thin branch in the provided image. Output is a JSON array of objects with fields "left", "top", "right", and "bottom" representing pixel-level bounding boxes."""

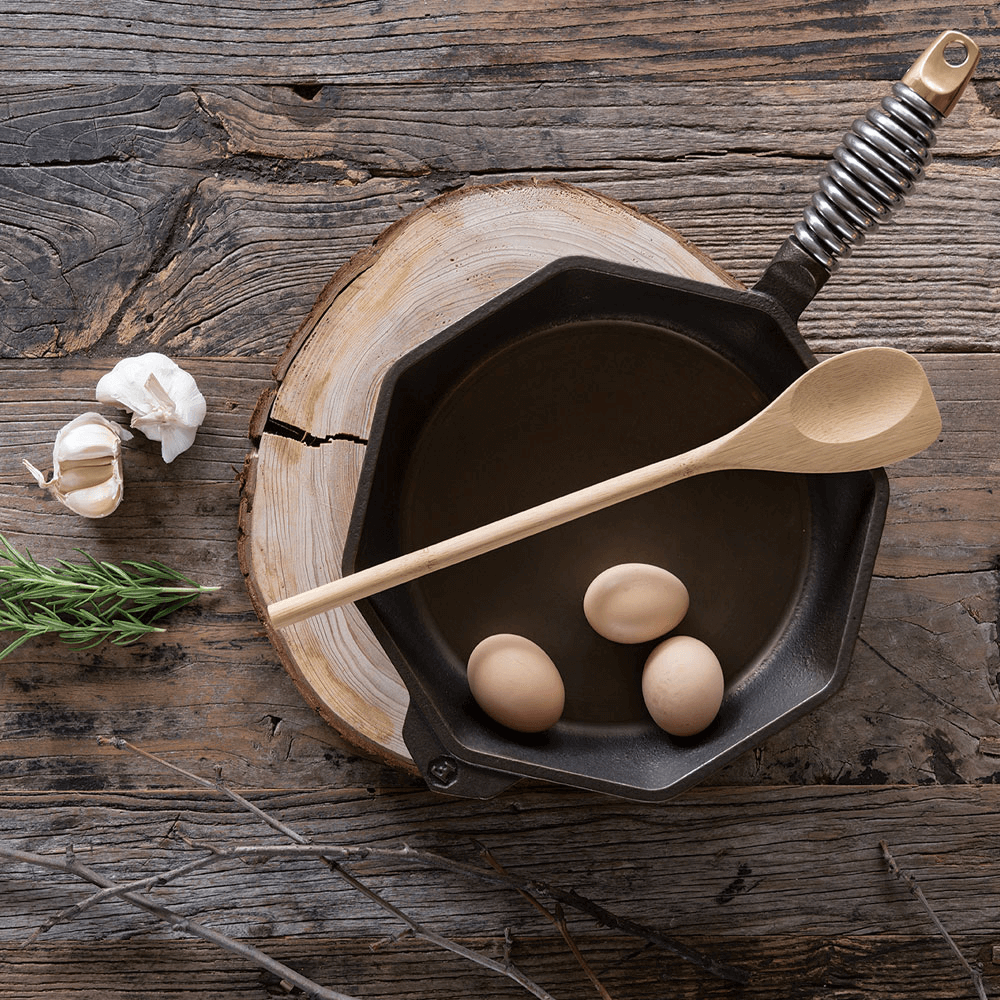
[
  {"left": 136, "top": 837, "right": 748, "bottom": 986},
  {"left": 97, "top": 736, "right": 304, "bottom": 842},
  {"left": 97, "top": 734, "right": 749, "bottom": 986},
  {"left": 100, "top": 735, "right": 558, "bottom": 1000},
  {"left": 482, "top": 845, "right": 614, "bottom": 1000},
  {"left": 520, "top": 874, "right": 749, "bottom": 985},
  {"left": 22, "top": 849, "right": 217, "bottom": 946},
  {"left": 10, "top": 830, "right": 558, "bottom": 1000},
  {"left": 338, "top": 841, "right": 748, "bottom": 984},
  {"left": 329, "top": 860, "right": 558, "bottom": 1000},
  {"left": 0, "top": 842, "right": 356, "bottom": 1000},
  {"left": 879, "top": 840, "right": 988, "bottom": 1000}
]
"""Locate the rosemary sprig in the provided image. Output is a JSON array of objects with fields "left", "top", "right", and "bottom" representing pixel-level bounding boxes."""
[{"left": 0, "top": 534, "right": 219, "bottom": 660}]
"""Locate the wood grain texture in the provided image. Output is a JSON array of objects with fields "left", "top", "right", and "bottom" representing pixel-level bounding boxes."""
[
  {"left": 1, "top": 80, "right": 995, "bottom": 359},
  {"left": 0, "top": 934, "right": 997, "bottom": 1000},
  {"left": 2, "top": 784, "right": 1000, "bottom": 936},
  {"left": 3, "top": 5, "right": 1000, "bottom": 997},
  {"left": 2, "top": 2, "right": 998, "bottom": 84},
  {"left": 3, "top": 785, "right": 1000, "bottom": 998},
  {"left": 5, "top": 158, "right": 996, "bottom": 358},
  {"left": 1, "top": 354, "right": 998, "bottom": 791}
]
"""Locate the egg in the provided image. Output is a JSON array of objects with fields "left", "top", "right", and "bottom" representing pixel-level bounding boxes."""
[
  {"left": 583, "top": 562, "right": 689, "bottom": 643},
  {"left": 641, "top": 635, "right": 724, "bottom": 737},
  {"left": 466, "top": 633, "right": 565, "bottom": 733}
]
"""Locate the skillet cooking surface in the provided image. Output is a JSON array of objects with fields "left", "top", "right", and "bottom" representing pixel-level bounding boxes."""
[
  {"left": 400, "top": 320, "right": 808, "bottom": 727},
  {"left": 347, "top": 259, "right": 886, "bottom": 798}
]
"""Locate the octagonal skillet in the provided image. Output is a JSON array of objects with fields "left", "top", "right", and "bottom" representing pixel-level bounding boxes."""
[{"left": 276, "top": 31, "right": 980, "bottom": 800}]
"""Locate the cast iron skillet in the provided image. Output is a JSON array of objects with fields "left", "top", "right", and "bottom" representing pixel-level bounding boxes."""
[{"left": 341, "top": 32, "right": 978, "bottom": 800}]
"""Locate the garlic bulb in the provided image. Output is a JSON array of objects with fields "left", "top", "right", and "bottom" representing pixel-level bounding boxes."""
[
  {"left": 23, "top": 413, "right": 131, "bottom": 518},
  {"left": 96, "top": 353, "right": 206, "bottom": 464}
]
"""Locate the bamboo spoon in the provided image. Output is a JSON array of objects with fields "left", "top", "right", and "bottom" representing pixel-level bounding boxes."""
[{"left": 268, "top": 347, "right": 940, "bottom": 629}]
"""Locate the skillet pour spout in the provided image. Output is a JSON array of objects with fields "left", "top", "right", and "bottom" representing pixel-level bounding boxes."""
[{"left": 752, "top": 29, "right": 980, "bottom": 322}]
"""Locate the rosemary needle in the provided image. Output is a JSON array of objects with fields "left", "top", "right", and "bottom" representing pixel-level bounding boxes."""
[{"left": 0, "top": 534, "right": 219, "bottom": 660}]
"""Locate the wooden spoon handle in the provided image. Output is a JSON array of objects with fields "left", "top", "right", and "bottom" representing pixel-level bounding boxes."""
[{"left": 267, "top": 440, "right": 720, "bottom": 628}]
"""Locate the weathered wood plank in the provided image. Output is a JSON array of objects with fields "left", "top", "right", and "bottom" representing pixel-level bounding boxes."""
[
  {"left": 2, "top": 77, "right": 994, "bottom": 358},
  {"left": 4, "top": 80, "right": 994, "bottom": 171},
  {"left": 2, "top": 785, "right": 1000, "bottom": 941},
  {"left": 0, "top": 2, "right": 996, "bottom": 85},
  {"left": 0, "top": 932, "right": 997, "bottom": 1000},
  {"left": 0, "top": 85, "right": 223, "bottom": 167},
  {"left": 0, "top": 355, "right": 998, "bottom": 790},
  {"left": 0, "top": 161, "right": 207, "bottom": 357},
  {"left": 3, "top": 159, "right": 993, "bottom": 358},
  {"left": 0, "top": 168, "right": 437, "bottom": 358},
  {"left": 190, "top": 78, "right": 1000, "bottom": 165},
  {"left": 0, "top": 624, "right": 413, "bottom": 793},
  {"left": 717, "top": 569, "right": 1000, "bottom": 788},
  {"left": 0, "top": 932, "right": 994, "bottom": 1000}
]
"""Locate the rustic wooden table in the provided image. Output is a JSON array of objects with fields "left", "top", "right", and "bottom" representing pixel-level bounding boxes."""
[{"left": 2, "top": 4, "right": 999, "bottom": 998}]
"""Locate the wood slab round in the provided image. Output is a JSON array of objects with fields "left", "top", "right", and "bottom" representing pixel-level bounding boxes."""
[{"left": 239, "top": 179, "right": 741, "bottom": 769}]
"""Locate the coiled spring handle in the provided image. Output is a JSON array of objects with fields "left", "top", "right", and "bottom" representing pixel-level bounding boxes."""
[
  {"left": 756, "top": 30, "right": 980, "bottom": 317},
  {"left": 794, "top": 30, "right": 979, "bottom": 271},
  {"left": 793, "top": 82, "right": 941, "bottom": 270}
]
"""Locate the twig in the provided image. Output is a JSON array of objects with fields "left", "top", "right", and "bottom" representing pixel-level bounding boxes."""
[
  {"left": 101, "top": 734, "right": 559, "bottom": 1000},
  {"left": 482, "top": 845, "right": 614, "bottom": 1000},
  {"left": 329, "top": 859, "right": 558, "bottom": 1000},
  {"left": 503, "top": 926, "right": 514, "bottom": 966},
  {"left": 22, "top": 849, "right": 216, "bottom": 946},
  {"left": 112, "top": 836, "right": 747, "bottom": 986},
  {"left": 519, "top": 874, "right": 748, "bottom": 985},
  {"left": 334, "top": 841, "right": 748, "bottom": 985},
  {"left": 11, "top": 834, "right": 559, "bottom": 1000},
  {"left": 0, "top": 842, "right": 356, "bottom": 1000},
  {"left": 879, "top": 840, "right": 988, "bottom": 1000},
  {"left": 265, "top": 843, "right": 747, "bottom": 983},
  {"left": 96, "top": 734, "right": 749, "bottom": 987},
  {"left": 97, "top": 736, "right": 300, "bottom": 841}
]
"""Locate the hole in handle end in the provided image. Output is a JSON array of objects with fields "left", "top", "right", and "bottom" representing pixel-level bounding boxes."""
[{"left": 901, "top": 29, "right": 981, "bottom": 117}]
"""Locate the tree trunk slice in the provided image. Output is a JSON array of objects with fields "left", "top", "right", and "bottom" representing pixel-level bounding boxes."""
[{"left": 239, "top": 179, "right": 741, "bottom": 769}]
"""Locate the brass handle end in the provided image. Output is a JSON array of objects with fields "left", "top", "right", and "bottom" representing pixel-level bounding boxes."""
[{"left": 901, "top": 29, "right": 981, "bottom": 117}]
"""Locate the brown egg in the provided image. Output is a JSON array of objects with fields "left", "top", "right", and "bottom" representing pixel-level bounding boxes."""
[
  {"left": 467, "top": 633, "right": 565, "bottom": 733},
  {"left": 583, "top": 562, "right": 689, "bottom": 643},
  {"left": 641, "top": 635, "right": 724, "bottom": 737}
]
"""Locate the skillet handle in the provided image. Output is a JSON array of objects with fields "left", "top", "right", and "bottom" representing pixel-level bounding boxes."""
[{"left": 753, "top": 30, "right": 980, "bottom": 320}]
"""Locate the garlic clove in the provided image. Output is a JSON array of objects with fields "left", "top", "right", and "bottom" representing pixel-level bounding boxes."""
[
  {"left": 56, "top": 418, "right": 124, "bottom": 463},
  {"left": 55, "top": 457, "right": 117, "bottom": 493},
  {"left": 59, "top": 474, "right": 123, "bottom": 519},
  {"left": 23, "top": 412, "right": 130, "bottom": 518},
  {"left": 96, "top": 353, "right": 206, "bottom": 464}
]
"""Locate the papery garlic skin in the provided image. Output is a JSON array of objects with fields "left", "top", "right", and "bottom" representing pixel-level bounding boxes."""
[
  {"left": 96, "top": 353, "right": 206, "bottom": 463},
  {"left": 23, "top": 412, "right": 130, "bottom": 518}
]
